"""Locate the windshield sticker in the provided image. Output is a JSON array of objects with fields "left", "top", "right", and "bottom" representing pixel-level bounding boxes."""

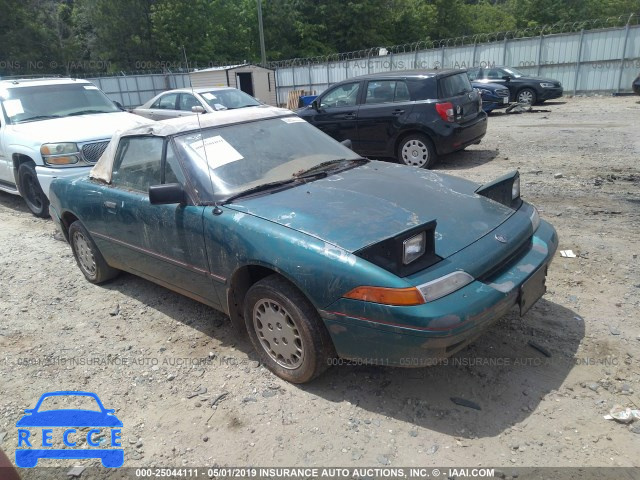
[
  {"left": 83, "top": 85, "right": 99, "bottom": 90},
  {"left": 202, "top": 93, "right": 216, "bottom": 100},
  {"left": 281, "top": 117, "right": 306, "bottom": 123},
  {"left": 3, "top": 99, "right": 24, "bottom": 117},
  {"left": 190, "top": 136, "right": 243, "bottom": 168},
  {"left": 214, "top": 103, "right": 227, "bottom": 110}
]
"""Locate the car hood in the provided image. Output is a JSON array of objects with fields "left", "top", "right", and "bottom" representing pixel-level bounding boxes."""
[
  {"left": 7, "top": 112, "right": 153, "bottom": 146},
  {"left": 228, "top": 162, "right": 516, "bottom": 258}
]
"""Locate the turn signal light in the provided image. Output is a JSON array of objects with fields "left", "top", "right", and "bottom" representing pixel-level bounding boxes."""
[{"left": 343, "top": 286, "right": 425, "bottom": 306}]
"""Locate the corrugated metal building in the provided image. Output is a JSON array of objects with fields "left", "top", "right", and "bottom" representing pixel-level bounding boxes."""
[{"left": 190, "top": 64, "right": 277, "bottom": 106}]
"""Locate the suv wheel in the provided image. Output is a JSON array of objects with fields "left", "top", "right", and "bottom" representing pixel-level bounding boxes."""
[
  {"left": 18, "top": 163, "right": 50, "bottom": 218},
  {"left": 517, "top": 88, "right": 537, "bottom": 105},
  {"left": 397, "top": 134, "right": 436, "bottom": 169}
]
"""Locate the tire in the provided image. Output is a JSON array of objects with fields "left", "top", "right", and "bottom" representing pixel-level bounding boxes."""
[
  {"left": 68, "top": 221, "right": 119, "bottom": 284},
  {"left": 18, "top": 162, "right": 50, "bottom": 218},
  {"left": 397, "top": 134, "right": 436, "bottom": 169},
  {"left": 516, "top": 88, "right": 537, "bottom": 105},
  {"left": 244, "top": 274, "right": 334, "bottom": 383}
]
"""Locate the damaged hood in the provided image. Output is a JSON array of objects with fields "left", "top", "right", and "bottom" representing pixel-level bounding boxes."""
[{"left": 228, "top": 162, "right": 516, "bottom": 258}]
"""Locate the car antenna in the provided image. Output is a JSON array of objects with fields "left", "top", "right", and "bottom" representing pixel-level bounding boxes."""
[{"left": 182, "top": 46, "right": 222, "bottom": 215}]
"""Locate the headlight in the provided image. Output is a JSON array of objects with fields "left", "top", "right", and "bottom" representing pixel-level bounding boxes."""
[
  {"left": 418, "top": 271, "right": 474, "bottom": 302},
  {"left": 540, "top": 82, "right": 555, "bottom": 88},
  {"left": 403, "top": 232, "right": 426, "bottom": 265},
  {"left": 530, "top": 206, "right": 540, "bottom": 231},
  {"left": 41, "top": 143, "right": 80, "bottom": 165},
  {"left": 512, "top": 175, "right": 520, "bottom": 200}
]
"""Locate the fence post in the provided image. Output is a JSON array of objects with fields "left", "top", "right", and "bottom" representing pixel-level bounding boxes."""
[
  {"left": 440, "top": 44, "right": 445, "bottom": 68},
  {"left": 472, "top": 40, "right": 477, "bottom": 67},
  {"left": 573, "top": 29, "right": 585, "bottom": 96},
  {"left": 616, "top": 16, "right": 633, "bottom": 93},
  {"left": 414, "top": 44, "right": 420, "bottom": 69},
  {"left": 326, "top": 61, "right": 330, "bottom": 87},
  {"left": 537, "top": 33, "right": 544, "bottom": 76},
  {"left": 502, "top": 37, "right": 508, "bottom": 65},
  {"left": 308, "top": 63, "right": 312, "bottom": 94}
]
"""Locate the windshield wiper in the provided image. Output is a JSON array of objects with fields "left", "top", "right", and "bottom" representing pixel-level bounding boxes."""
[
  {"left": 293, "top": 157, "right": 368, "bottom": 178},
  {"left": 67, "top": 109, "right": 113, "bottom": 116},
  {"left": 16, "top": 115, "right": 61, "bottom": 123},
  {"left": 219, "top": 170, "right": 332, "bottom": 206}
]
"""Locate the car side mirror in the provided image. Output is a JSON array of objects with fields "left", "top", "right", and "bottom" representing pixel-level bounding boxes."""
[
  {"left": 502, "top": 76, "right": 511, "bottom": 82},
  {"left": 340, "top": 139, "right": 353, "bottom": 149},
  {"left": 149, "top": 183, "right": 186, "bottom": 205},
  {"left": 311, "top": 99, "right": 320, "bottom": 111},
  {"left": 192, "top": 106, "right": 206, "bottom": 113},
  {"left": 113, "top": 100, "right": 124, "bottom": 110}
]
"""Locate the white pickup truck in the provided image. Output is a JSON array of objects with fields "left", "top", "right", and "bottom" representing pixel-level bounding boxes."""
[{"left": 0, "top": 77, "right": 152, "bottom": 217}]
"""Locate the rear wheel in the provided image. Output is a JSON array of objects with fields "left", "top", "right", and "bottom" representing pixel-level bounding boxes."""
[
  {"left": 244, "top": 275, "right": 334, "bottom": 383},
  {"left": 18, "top": 162, "right": 49, "bottom": 218},
  {"left": 397, "top": 134, "right": 436, "bottom": 169},
  {"left": 69, "top": 221, "right": 119, "bottom": 284},
  {"left": 517, "top": 88, "right": 537, "bottom": 105}
]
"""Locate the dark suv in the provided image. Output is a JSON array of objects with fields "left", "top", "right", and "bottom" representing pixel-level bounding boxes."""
[{"left": 296, "top": 70, "right": 487, "bottom": 169}]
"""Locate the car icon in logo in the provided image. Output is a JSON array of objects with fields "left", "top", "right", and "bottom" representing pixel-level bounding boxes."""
[{"left": 16, "top": 391, "right": 123, "bottom": 468}]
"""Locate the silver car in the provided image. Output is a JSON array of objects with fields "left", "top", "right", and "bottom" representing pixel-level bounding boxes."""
[{"left": 132, "top": 87, "right": 261, "bottom": 120}]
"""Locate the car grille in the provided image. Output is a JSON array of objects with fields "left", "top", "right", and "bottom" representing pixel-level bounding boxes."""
[
  {"left": 496, "top": 89, "right": 510, "bottom": 97},
  {"left": 81, "top": 141, "right": 110, "bottom": 163}
]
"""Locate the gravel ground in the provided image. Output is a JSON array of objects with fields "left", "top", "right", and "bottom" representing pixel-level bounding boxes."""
[{"left": 0, "top": 96, "right": 639, "bottom": 474}]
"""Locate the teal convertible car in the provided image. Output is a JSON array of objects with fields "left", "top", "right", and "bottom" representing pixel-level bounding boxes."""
[{"left": 48, "top": 106, "right": 557, "bottom": 383}]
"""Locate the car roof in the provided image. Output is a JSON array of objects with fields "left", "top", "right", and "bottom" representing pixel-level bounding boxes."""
[
  {"left": 349, "top": 69, "right": 464, "bottom": 81},
  {"left": 0, "top": 77, "right": 92, "bottom": 88},
  {"left": 155, "top": 87, "right": 239, "bottom": 95}
]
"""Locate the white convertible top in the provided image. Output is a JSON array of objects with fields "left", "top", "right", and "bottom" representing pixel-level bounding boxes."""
[{"left": 90, "top": 105, "right": 294, "bottom": 183}]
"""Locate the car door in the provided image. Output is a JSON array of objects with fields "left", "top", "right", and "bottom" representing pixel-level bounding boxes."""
[
  {"left": 356, "top": 79, "right": 413, "bottom": 157},
  {"left": 484, "top": 68, "right": 517, "bottom": 99},
  {"left": 0, "top": 111, "right": 11, "bottom": 186},
  {"left": 144, "top": 92, "right": 180, "bottom": 120},
  {"left": 306, "top": 81, "right": 361, "bottom": 148},
  {"left": 176, "top": 93, "right": 202, "bottom": 117},
  {"left": 99, "top": 135, "right": 219, "bottom": 307}
]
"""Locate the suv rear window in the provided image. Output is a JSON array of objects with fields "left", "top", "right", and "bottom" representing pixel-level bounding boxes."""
[
  {"left": 406, "top": 78, "right": 437, "bottom": 101},
  {"left": 438, "top": 73, "right": 473, "bottom": 99}
]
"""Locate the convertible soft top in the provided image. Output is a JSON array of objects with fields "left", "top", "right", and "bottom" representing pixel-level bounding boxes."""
[{"left": 90, "top": 105, "right": 293, "bottom": 183}]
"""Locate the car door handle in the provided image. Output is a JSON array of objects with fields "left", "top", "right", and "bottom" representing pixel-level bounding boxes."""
[
  {"left": 103, "top": 201, "right": 117, "bottom": 209},
  {"left": 392, "top": 109, "right": 405, "bottom": 116},
  {"left": 343, "top": 113, "right": 356, "bottom": 119}
]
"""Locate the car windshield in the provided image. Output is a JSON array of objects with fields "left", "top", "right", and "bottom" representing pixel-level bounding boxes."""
[
  {"left": 199, "top": 89, "right": 261, "bottom": 111},
  {"left": 174, "top": 116, "right": 361, "bottom": 202},
  {"left": 503, "top": 67, "right": 525, "bottom": 78},
  {"left": 1, "top": 83, "right": 120, "bottom": 124},
  {"left": 37, "top": 395, "right": 102, "bottom": 412}
]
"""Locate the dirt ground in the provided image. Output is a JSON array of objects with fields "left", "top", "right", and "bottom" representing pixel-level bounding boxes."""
[{"left": 0, "top": 96, "right": 639, "bottom": 474}]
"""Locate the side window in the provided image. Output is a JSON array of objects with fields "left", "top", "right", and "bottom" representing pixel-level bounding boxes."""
[
  {"left": 320, "top": 82, "right": 360, "bottom": 108},
  {"left": 365, "top": 81, "right": 395, "bottom": 104},
  {"left": 394, "top": 81, "right": 410, "bottom": 102},
  {"left": 178, "top": 93, "right": 202, "bottom": 112},
  {"left": 486, "top": 69, "right": 503, "bottom": 80},
  {"left": 466, "top": 69, "right": 479, "bottom": 81},
  {"left": 112, "top": 136, "right": 163, "bottom": 193},
  {"left": 151, "top": 93, "right": 178, "bottom": 110},
  {"left": 164, "top": 143, "right": 186, "bottom": 185}
]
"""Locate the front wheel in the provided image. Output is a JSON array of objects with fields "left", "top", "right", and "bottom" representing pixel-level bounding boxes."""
[
  {"left": 18, "top": 162, "right": 50, "bottom": 218},
  {"left": 397, "top": 134, "right": 436, "bottom": 168},
  {"left": 69, "top": 221, "right": 119, "bottom": 284},
  {"left": 516, "top": 88, "right": 537, "bottom": 105},
  {"left": 244, "top": 275, "right": 334, "bottom": 383}
]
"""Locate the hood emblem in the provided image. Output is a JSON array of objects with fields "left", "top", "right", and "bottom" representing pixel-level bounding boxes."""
[{"left": 495, "top": 234, "right": 508, "bottom": 244}]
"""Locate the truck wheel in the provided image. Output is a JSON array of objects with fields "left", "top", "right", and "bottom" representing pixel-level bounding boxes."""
[
  {"left": 18, "top": 162, "right": 50, "bottom": 218},
  {"left": 69, "top": 221, "right": 120, "bottom": 284}
]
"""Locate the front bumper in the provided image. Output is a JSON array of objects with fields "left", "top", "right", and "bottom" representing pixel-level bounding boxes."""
[
  {"left": 320, "top": 220, "right": 558, "bottom": 366},
  {"left": 538, "top": 87, "right": 563, "bottom": 101},
  {"left": 35, "top": 165, "right": 92, "bottom": 200}
]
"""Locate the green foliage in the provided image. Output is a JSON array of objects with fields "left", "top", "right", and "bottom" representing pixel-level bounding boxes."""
[{"left": 0, "top": 0, "right": 638, "bottom": 75}]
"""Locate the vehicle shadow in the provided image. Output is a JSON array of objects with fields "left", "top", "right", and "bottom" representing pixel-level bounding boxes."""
[
  {"left": 0, "top": 191, "right": 31, "bottom": 215},
  {"left": 301, "top": 299, "right": 584, "bottom": 439},
  {"left": 435, "top": 148, "right": 499, "bottom": 170},
  {"left": 97, "top": 273, "right": 583, "bottom": 439}
]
